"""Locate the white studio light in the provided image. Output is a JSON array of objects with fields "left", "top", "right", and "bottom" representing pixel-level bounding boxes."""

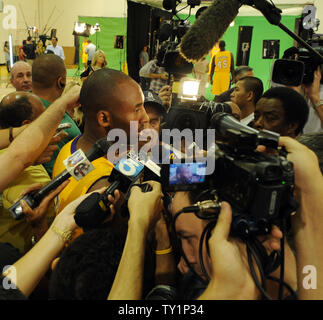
[
  {"left": 94, "top": 23, "right": 101, "bottom": 32},
  {"left": 74, "top": 22, "right": 86, "bottom": 33},
  {"left": 178, "top": 77, "right": 201, "bottom": 101},
  {"left": 90, "top": 26, "right": 96, "bottom": 35}
]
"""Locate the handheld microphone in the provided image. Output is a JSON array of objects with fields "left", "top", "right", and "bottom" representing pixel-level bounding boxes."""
[
  {"left": 74, "top": 153, "right": 145, "bottom": 230},
  {"left": 9, "top": 138, "right": 112, "bottom": 220},
  {"left": 74, "top": 153, "right": 164, "bottom": 230},
  {"left": 179, "top": 0, "right": 240, "bottom": 63}
]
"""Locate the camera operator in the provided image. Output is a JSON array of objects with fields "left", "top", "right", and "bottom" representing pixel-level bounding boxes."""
[
  {"left": 171, "top": 188, "right": 297, "bottom": 300},
  {"left": 199, "top": 136, "right": 323, "bottom": 300}
]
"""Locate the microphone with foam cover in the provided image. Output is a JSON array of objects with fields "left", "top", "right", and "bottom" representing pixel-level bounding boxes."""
[
  {"left": 179, "top": 0, "right": 241, "bottom": 63},
  {"left": 163, "top": 0, "right": 175, "bottom": 11},
  {"left": 9, "top": 138, "right": 113, "bottom": 220}
]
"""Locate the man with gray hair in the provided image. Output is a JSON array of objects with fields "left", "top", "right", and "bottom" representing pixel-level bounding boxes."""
[{"left": 10, "top": 61, "right": 32, "bottom": 92}]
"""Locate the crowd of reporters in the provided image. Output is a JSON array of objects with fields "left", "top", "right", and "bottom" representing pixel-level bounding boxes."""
[{"left": 0, "top": 40, "right": 322, "bottom": 301}]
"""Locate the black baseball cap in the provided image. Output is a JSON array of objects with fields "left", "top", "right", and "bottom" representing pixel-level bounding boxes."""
[{"left": 143, "top": 90, "right": 166, "bottom": 115}]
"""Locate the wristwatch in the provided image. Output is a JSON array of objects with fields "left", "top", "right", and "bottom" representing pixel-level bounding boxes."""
[{"left": 314, "top": 100, "right": 323, "bottom": 110}]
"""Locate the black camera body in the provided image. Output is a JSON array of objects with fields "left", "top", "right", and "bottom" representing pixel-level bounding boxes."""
[
  {"left": 157, "top": 19, "right": 193, "bottom": 79},
  {"left": 164, "top": 100, "right": 232, "bottom": 131},
  {"left": 272, "top": 34, "right": 323, "bottom": 86},
  {"left": 161, "top": 114, "right": 298, "bottom": 237},
  {"left": 211, "top": 138, "right": 295, "bottom": 222}
]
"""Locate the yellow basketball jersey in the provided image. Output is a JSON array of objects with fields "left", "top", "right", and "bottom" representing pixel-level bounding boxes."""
[
  {"left": 214, "top": 50, "right": 231, "bottom": 73},
  {"left": 52, "top": 137, "right": 114, "bottom": 213}
]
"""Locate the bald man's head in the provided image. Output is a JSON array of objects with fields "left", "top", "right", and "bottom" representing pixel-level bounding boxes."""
[
  {"left": 10, "top": 61, "right": 32, "bottom": 92},
  {"left": 32, "top": 54, "right": 66, "bottom": 90},
  {"left": 0, "top": 92, "right": 45, "bottom": 128}
]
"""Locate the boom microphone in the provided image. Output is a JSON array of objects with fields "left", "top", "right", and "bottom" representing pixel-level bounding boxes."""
[
  {"left": 9, "top": 138, "right": 113, "bottom": 220},
  {"left": 163, "top": 0, "right": 176, "bottom": 11},
  {"left": 179, "top": 0, "right": 241, "bottom": 63}
]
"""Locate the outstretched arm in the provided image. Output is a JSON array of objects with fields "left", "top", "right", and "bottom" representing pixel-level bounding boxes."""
[
  {"left": 108, "top": 181, "right": 163, "bottom": 300},
  {"left": 2, "top": 188, "right": 107, "bottom": 298},
  {"left": 0, "top": 86, "right": 80, "bottom": 193},
  {"left": 279, "top": 136, "right": 323, "bottom": 299}
]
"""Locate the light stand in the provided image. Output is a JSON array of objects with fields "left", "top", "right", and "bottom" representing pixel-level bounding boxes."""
[
  {"left": 114, "top": 35, "right": 125, "bottom": 71},
  {"left": 94, "top": 23, "right": 101, "bottom": 48},
  {"left": 72, "top": 23, "right": 91, "bottom": 79},
  {"left": 73, "top": 36, "right": 82, "bottom": 80}
]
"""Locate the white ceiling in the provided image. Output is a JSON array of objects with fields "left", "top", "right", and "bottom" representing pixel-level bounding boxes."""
[{"left": 130, "top": 0, "right": 314, "bottom": 16}]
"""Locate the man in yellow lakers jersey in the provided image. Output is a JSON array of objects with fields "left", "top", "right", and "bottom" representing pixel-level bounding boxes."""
[
  {"left": 81, "top": 38, "right": 89, "bottom": 71},
  {"left": 52, "top": 69, "right": 150, "bottom": 214},
  {"left": 209, "top": 40, "right": 234, "bottom": 97}
]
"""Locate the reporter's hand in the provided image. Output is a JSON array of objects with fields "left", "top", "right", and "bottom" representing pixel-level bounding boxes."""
[
  {"left": 106, "top": 189, "right": 121, "bottom": 221},
  {"left": 33, "top": 132, "right": 68, "bottom": 165},
  {"left": 279, "top": 136, "right": 322, "bottom": 192},
  {"left": 258, "top": 225, "right": 283, "bottom": 253},
  {"left": 205, "top": 202, "right": 259, "bottom": 300},
  {"left": 158, "top": 85, "right": 172, "bottom": 108},
  {"left": 20, "top": 180, "right": 70, "bottom": 228},
  {"left": 160, "top": 73, "right": 169, "bottom": 81},
  {"left": 60, "top": 84, "right": 81, "bottom": 112},
  {"left": 53, "top": 186, "right": 109, "bottom": 233},
  {"left": 128, "top": 181, "right": 163, "bottom": 231}
]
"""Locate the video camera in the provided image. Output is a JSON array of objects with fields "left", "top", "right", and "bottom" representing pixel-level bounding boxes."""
[
  {"left": 156, "top": 1, "right": 204, "bottom": 79},
  {"left": 157, "top": 19, "right": 193, "bottom": 79},
  {"left": 163, "top": 98, "right": 232, "bottom": 132},
  {"left": 272, "top": 33, "right": 323, "bottom": 86},
  {"left": 161, "top": 113, "right": 298, "bottom": 238}
]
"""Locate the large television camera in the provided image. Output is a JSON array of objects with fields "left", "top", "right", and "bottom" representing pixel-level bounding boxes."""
[
  {"left": 156, "top": 1, "right": 205, "bottom": 79},
  {"left": 272, "top": 33, "right": 323, "bottom": 86},
  {"left": 157, "top": 19, "right": 193, "bottom": 80},
  {"left": 161, "top": 113, "right": 298, "bottom": 238}
]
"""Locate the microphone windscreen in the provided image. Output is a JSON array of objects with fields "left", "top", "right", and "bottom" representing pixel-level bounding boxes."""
[
  {"left": 158, "top": 22, "right": 173, "bottom": 42},
  {"left": 180, "top": 0, "right": 240, "bottom": 63},
  {"left": 163, "top": 0, "right": 174, "bottom": 11}
]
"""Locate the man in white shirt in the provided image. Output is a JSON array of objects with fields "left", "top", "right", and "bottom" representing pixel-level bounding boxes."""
[
  {"left": 84, "top": 40, "right": 97, "bottom": 66},
  {"left": 46, "top": 37, "right": 65, "bottom": 61}
]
